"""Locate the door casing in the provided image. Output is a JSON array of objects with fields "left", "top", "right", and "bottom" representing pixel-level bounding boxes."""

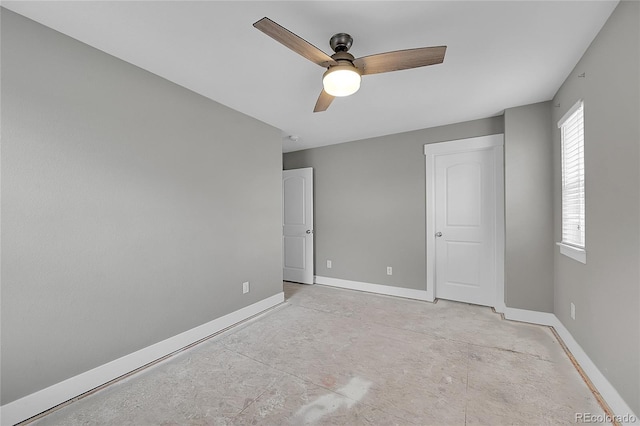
[{"left": 424, "top": 135, "right": 505, "bottom": 312}]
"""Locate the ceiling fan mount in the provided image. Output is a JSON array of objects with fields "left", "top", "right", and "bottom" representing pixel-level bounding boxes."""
[
  {"left": 329, "top": 33, "right": 353, "bottom": 53},
  {"left": 253, "top": 17, "right": 447, "bottom": 112}
]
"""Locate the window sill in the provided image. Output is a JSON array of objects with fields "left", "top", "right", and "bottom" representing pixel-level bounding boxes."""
[{"left": 557, "top": 242, "right": 586, "bottom": 264}]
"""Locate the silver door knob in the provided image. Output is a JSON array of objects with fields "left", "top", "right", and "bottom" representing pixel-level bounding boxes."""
[
  {"left": 435, "top": 232, "right": 443, "bottom": 237},
  {"left": 306, "top": 229, "right": 314, "bottom": 234}
]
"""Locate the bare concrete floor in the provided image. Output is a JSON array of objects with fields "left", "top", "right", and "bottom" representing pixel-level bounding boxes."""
[{"left": 32, "top": 283, "right": 607, "bottom": 425}]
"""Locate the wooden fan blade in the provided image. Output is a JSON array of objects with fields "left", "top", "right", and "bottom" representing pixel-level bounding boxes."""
[
  {"left": 353, "top": 46, "right": 446, "bottom": 75},
  {"left": 254, "top": 17, "right": 337, "bottom": 68},
  {"left": 313, "top": 90, "right": 335, "bottom": 112}
]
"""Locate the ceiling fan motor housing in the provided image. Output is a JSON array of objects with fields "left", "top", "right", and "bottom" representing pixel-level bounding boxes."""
[
  {"left": 327, "top": 51, "right": 361, "bottom": 76},
  {"left": 330, "top": 51, "right": 357, "bottom": 64}
]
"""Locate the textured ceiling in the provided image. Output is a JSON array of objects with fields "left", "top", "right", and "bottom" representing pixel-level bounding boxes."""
[{"left": 3, "top": 1, "right": 618, "bottom": 152}]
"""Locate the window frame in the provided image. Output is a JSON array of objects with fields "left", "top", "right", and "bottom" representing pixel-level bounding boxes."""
[{"left": 557, "top": 99, "right": 586, "bottom": 264}]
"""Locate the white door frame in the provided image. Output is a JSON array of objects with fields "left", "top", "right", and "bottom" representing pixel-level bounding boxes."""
[{"left": 424, "top": 134, "right": 505, "bottom": 312}]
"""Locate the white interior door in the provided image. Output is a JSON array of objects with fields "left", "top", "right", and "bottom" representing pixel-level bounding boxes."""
[
  {"left": 425, "top": 135, "right": 504, "bottom": 308},
  {"left": 283, "top": 168, "right": 314, "bottom": 284}
]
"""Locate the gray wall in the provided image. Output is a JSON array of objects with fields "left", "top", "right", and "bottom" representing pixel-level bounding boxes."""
[
  {"left": 1, "top": 9, "right": 283, "bottom": 404},
  {"left": 284, "top": 117, "right": 503, "bottom": 291},
  {"left": 284, "top": 112, "right": 556, "bottom": 313},
  {"left": 504, "top": 102, "right": 554, "bottom": 312},
  {"left": 551, "top": 1, "right": 639, "bottom": 414}
]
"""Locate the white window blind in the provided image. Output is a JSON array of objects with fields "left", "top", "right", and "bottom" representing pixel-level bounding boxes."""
[{"left": 558, "top": 100, "right": 585, "bottom": 249}]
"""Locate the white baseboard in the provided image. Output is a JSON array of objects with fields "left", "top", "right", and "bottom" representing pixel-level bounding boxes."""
[
  {"left": 314, "top": 276, "right": 429, "bottom": 301},
  {"left": 504, "top": 308, "right": 638, "bottom": 425},
  {"left": 549, "top": 317, "right": 638, "bottom": 425},
  {"left": 0, "top": 292, "right": 285, "bottom": 426},
  {"left": 503, "top": 307, "right": 557, "bottom": 326}
]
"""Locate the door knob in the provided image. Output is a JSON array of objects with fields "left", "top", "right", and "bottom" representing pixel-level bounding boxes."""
[
  {"left": 435, "top": 232, "right": 443, "bottom": 237},
  {"left": 306, "top": 229, "right": 314, "bottom": 234}
]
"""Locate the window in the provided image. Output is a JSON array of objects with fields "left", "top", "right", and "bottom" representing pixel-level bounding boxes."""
[{"left": 557, "top": 100, "right": 586, "bottom": 263}]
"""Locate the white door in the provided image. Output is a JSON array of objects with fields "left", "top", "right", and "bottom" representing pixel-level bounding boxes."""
[
  {"left": 283, "top": 168, "right": 314, "bottom": 284},
  {"left": 425, "top": 135, "right": 504, "bottom": 307}
]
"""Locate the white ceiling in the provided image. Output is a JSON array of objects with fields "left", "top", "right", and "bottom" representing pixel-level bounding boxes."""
[{"left": 3, "top": 1, "right": 618, "bottom": 152}]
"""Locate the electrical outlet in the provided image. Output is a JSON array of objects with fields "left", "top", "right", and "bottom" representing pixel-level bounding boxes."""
[
  {"left": 327, "top": 260, "right": 332, "bottom": 269},
  {"left": 570, "top": 302, "right": 575, "bottom": 320},
  {"left": 387, "top": 266, "right": 392, "bottom": 275},
  {"left": 243, "top": 281, "right": 250, "bottom": 294}
]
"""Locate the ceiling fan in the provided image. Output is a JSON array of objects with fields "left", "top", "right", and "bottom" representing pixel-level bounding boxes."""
[{"left": 253, "top": 17, "right": 447, "bottom": 112}]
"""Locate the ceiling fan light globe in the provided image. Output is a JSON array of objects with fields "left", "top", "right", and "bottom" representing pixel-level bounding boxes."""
[{"left": 322, "top": 67, "right": 361, "bottom": 97}]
